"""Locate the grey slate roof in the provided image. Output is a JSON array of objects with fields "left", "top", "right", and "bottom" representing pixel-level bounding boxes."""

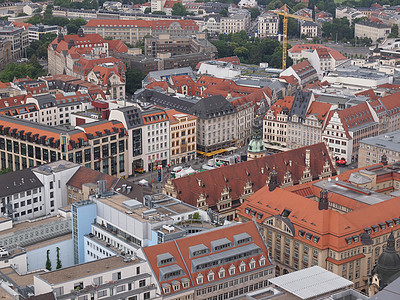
[
  {"left": 360, "top": 129, "right": 400, "bottom": 152},
  {"left": 289, "top": 91, "right": 313, "bottom": 121},
  {"left": 0, "top": 168, "right": 43, "bottom": 198},
  {"left": 113, "top": 106, "right": 143, "bottom": 129},
  {"left": 189, "top": 95, "right": 236, "bottom": 119},
  {"left": 136, "top": 89, "right": 194, "bottom": 114}
]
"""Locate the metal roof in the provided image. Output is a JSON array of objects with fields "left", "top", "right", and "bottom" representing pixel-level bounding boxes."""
[{"left": 268, "top": 266, "right": 353, "bottom": 299}]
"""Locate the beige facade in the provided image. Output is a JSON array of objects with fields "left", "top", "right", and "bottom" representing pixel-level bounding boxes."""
[
  {"left": 0, "top": 25, "right": 28, "bottom": 61},
  {"left": 84, "top": 25, "right": 152, "bottom": 45},
  {"left": 257, "top": 13, "right": 279, "bottom": 38},
  {"left": 355, "top": 22, "right": 391, "bottom": 41},
  {"left": 220, "top": 11, "right": 250, "bottom": 34},
  {"left": 358, "top": 131, "right": 400, "bottom": 168},
  {"left": 166, "top": 110, "right": 197, "bottom": 166},
  {"left": 300, "top": 21, "right": 318, "bottom": 38}
]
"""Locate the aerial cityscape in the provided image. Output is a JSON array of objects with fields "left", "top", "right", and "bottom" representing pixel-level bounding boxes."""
[{"left": 0, "top": 0, "right": 400, "bottom": 299}]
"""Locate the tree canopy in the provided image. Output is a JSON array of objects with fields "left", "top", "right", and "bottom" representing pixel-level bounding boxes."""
[
  {"left": 0, "top": 56, "right": 46, "bottom": 83},
  {"left": 212, "top": 31, "right": 293, "bottom": 68},
  {"left": 126, "top": 68, "right": 145, "bottom": 95},
  {"left": 172, "top": 3, "right": 188, "bottom": 16}
]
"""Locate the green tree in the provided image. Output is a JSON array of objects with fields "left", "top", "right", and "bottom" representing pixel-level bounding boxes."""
[
  {"left": 249, "top": 7, "right": 260, "bottom": 19},
  {"left": 0, "top": 168, "right": 12, "bottom": 174},
  {"left": 46, "top": 250, "right": 52, "bottom": 271},
  {"left": 192, "top": 212, "right": 200, "bottom": 219},
  {"left": 152, "top": 10, "right": 166, "bottom": 15},
  {"left": 0, "top": 56, "right": 45, "bottom": 82},
  {"left": 126, "top": 68, "right": 145, "bottom": 95},
  {"left": 220, "top": 8, "right": 228, "bottom": 17},
  {"left": 389, "top": 24, "right": 399, "bottom": 38},
  {"left": 144, "top": 7, "right": 151, "bottom": 13},
  {"left": 172, "top": 2, "right": 187, "bottom": 16},
  {"left": 56, "top": 247, "right": 62, "bottom": 269}
]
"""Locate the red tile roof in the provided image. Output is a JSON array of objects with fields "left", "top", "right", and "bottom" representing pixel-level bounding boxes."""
[
  {"left": 12, "top": 21, "right": 32, "bottom": 29},
  {"left": 355, "top": 89, "right": 378, "bottom": 100},
  {"left": 0, "top": 95, "right": 30, "bottom": 108},
  {"left": 266, "top": 96, "right": 294, "bottom": 118},
  {"left": 170, "top": 143, "right": 335, "bottom": 209},
  {"left": 238, "top": 182, "right": 400, "bottom": 252},
  {"left": 89, "top": 64, "right": 124, "bottom": 86},
  {"left": 289, "top": 44, "right": 347, "bottom": 61},
  {"left": 85, "top": 19, "right": 198, "bottom": 30},
  {"left": 143, "top": 221, "right": 271, "bottom": 296},
  {"left": 306, "top": 101, "right": 332, "bottom": 121},
  {"left": 107, "top": 40, "right": 129, "bottom": 53},
  {"left": 146, "top": 81, "right": 170, "bottom": 92},
  {"left": 142, "top": 111, "right": 168, "bottom": 125},
  {"left": 291, "top": 60, "right": 317, "bottom": 80},
  {"left": 165, "top": 109, "right": 196, "bottom": 125}
]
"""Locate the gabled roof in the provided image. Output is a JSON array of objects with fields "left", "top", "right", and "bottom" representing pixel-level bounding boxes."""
[
  {"left": 289, "top": 44, "right": 347, "bottom": 61},
  {"left": 170, "top": 143, "right": 335, "bottom": 208},
  {"left": 267, "top": 96, "right": 294, "bottom": 118},
  {"left": 0, "top": 168, "right": 43, "bottom": 198},
  {"left": 306, "top": 101, "right": 332, "bottom": 122},
  {"left": 143, "top": 221, "right": 271, "bottom": 296},
  {"left": 290, "top": 60, "right": 317, "bottom": 80}
]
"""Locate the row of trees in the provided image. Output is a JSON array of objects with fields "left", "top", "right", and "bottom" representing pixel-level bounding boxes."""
[
  {"left": 211, "top": 31, "right": 293, "bottom": 68},
  {"left": 0, "top": 56, "right": 45, "bottom": 82}
]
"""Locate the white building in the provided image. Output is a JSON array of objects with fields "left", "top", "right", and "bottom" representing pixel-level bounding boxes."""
[
  {"left": 355, "top": 21, "right": 391, "bottom": 42},
  {"left": 198, "top": 60, "right": 241, "bottom": 79},
  {"left": 257, "top": 13, "right": 279, "bottom": 38},
  {"left": 141, "top": 108, "right": 170, "bottom": 172},
  {"left": 33, "top": 255, "right": 160, "bottom": 300},
  {"left": 300, "top": 21, "right": 318, "bottom": 38},
  {"left": 28, "top": 24, "right": 62, "bottom": 42}
]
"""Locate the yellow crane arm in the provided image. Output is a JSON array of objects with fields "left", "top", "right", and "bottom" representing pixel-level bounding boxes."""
[{"left": 272, "top": 4, "right": 313, "bottom": 69}]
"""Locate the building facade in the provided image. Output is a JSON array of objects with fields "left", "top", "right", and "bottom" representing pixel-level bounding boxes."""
[
  {"left": 165, "top": 109, "right": 197, "bottom": 166},
  {"left": 0, "top": 116, "right": 129, "bottom": 178},
  {"left": 257, "top": 13, "right": 279, "bottom": 38},
  {"left": 355, "top": 21, "right": 391, "bottom": 41}
]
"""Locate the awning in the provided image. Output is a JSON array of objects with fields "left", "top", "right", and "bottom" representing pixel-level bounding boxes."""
[
  {"left": 225, "top": 146, "right": 238, "bottom": 152},
  {"left": 197, "top": 150, "right": 205, "bottom": 155},
  {"left": 206, "top": 149, "right": 227, "bottom": 157}
]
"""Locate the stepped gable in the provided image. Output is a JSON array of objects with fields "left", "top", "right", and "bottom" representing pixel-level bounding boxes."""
[{"left": 171, "top": 143, "right": 335, "bottom": 208}]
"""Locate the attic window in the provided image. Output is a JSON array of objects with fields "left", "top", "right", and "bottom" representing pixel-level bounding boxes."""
[
  {"left": 394, "top": 218, "right": 400, "bottom": 225},
  {"left": 299, "top": 230, "right": 305, "bottom": 237},
  {"left": 312, "top": 236, "right": 320, "bottom": 243},
  {"left": 371, "top": 225, "right": 379, "bottom": 233},
  {"left": 379, "top": 223, "right": 386, "bottom": 230},
  {"left": 305, "top": 233, "right": 312, "bottom": 240},
  {"left": 352, "top": 235, "right": 359, "bottom": 243},
  {"left": 345, "top": 237, "right": 352, "bottom": 245},
  {"left": 257, "top": 212, "right": 263, "bottom": 220},
  {"left": 250, "top": 210, "right": 256, "bottom": 217},
  {"left": 386, "top": 220, "right": 393, "bottom": 227},
  {"left": 245, "top": 207, "right": 250, "bottom": 214},
  {"left": 364, "top": 227, "right": 372, "bottom": 235},
  {"left": 281, "top": 209, "right": 291, "bottom": 218}
]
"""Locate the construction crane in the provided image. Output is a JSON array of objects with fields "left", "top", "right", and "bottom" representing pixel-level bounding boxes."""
[{"left": 272, "top": 4, "right": 313, "bottom": 70}]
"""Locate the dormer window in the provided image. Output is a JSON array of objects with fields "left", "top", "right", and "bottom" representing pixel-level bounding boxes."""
[
  {"left": 239, "top": 261, "right": 246, "bottom": 272},
  {"left": 207, "top": 271, "right": 214, "bottom": 282},
  {"left": 229, "top": 265, "right": 235, "bottom": 276},
  {"left": 345, "top": 237, "right": 352, "bottom": 245},
  {"left": 299, "top": 230, "right": 305, "bottom": 237},
  {"left": 196, "top": 274, "right": 203, "bottom": 284},
  {"left": 218, "top": 268, "right": 225, "bottom": 278},
  {"left": 259, "top": 256, "right": 266, "bottom": 266},
  {"left": 162, "top": 283, "right": 171, "bottom": 294},
  {"left": 249, "top": 258, "right": 256, "bottom": 269}
]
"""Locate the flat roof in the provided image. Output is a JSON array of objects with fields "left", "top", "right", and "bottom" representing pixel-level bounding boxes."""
[
  {"left": 360, "top": 129, "right": 400, "bottom": 152},
  {"left": 24, "top": 233, "right": 72, "bottom": 252},
  {"left": 36, "top": 256, "right": 141, "bottom": 285},
  {"left": 33, "top": 160, "right": 79, "bottom": 175},
  {"left": 268, "top": 266, "right": 353, "bottom": 299},
  {"left": 0, "top": 216, "right": 66, "bottom": 236},
  {"left": 0, "top": 267, "right": 43, "bottom": 288},
  {"left": 314, "top": 179, "right": 391, "bottom": 205}
]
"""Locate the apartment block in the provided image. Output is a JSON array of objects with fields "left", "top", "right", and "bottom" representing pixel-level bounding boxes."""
[
  {"left": 0, "top": 116, "right": 128, "bottom": 178},
  {"left": 220, "top": 9, "right": 250, "bottom": 34},
  {"left": 358, "top": 130, "right": 400, "bottom": 167},
  {"left": 355, "top": 21, "right": 391, "bottom": 42},
  {"left": 28, "top": 24, "right": 61, "bottom": 42},
  {"left": 165, "top": 109, "right": 197, "bottom": 166},
  {"left": 0, "top": 21, "right": 28, "bottom": 61},
  {"left": 142, "top": 221, "right": 275, "bottom": 300},
  {"left": 84, "top": 19, "right": 199, "bottom": 45},
  {"left": 33, "top": 255, "right": 159, "bottom": 300},
  {"left": 300, "top": 21, "right": 318, "bottom": 38},
  {"left": 237, "top": 162, "right": 400, "bottom": 293},
  {"left": 322, "top": 102, "right": 379, "bottom": 163},
  {"left": 257, "top": 13, "right": 279, "bottom": 38}
]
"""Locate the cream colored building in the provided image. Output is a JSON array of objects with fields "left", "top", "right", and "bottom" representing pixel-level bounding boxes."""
[
  {"left": 257, "top": 13, "right": 279, "bottom": 38},
  {"left": 165, "top": 109, "right": 197, "bottom": 166},
  {"left": 263, "top": 96, "right": 293, "bottom": 149},
  {"left": 355, "top": 21, "right": 391, "bottom": 41},
  {"left": 220, "top": 10, "right": 250, "bottom": 34},
  {"left": 300, "top": 21, "right": 318, "bottom": 38},
  {"left": 358, "top": 129, "right": 400, "bottom": 168}
]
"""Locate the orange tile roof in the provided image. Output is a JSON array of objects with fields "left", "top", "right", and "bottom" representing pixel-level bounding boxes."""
[
  {"left": 142, "top": 110, "right": 168, "bottom": 125},
  {"left": 267, "top": 96, "right": 294, "bottom": 117},
  {"left": 89, "top": 65, "right": 124, "bottom": 86},
  {"left": 143, "top": 221, "right": 271, "bottom": 296},
  {"left": 12, "top": 21, "right": 32, "bottom": 29},
  {"left": 238, "top": 183, "right": 400, "bottom": 252},
  {"left": 289, "top": 44, "right": 347, "bottom": 61},
  {"left": 0, "top": 95, "right": 30, "bottom": 108},
  {"left": 165, "top": 109, "right": 196, "bottom": 125},
  {"left": 85, "top": 19, "right": 199, "bottom": 30},
  {"left": 355, "top": 89, "right": 378, "bottom": 100},
  {"left": 146, "top": 81, "right": 169, "bottom": 92},
  {"left": 306, "top": 101, "right": 332, "bottom": 121}
]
